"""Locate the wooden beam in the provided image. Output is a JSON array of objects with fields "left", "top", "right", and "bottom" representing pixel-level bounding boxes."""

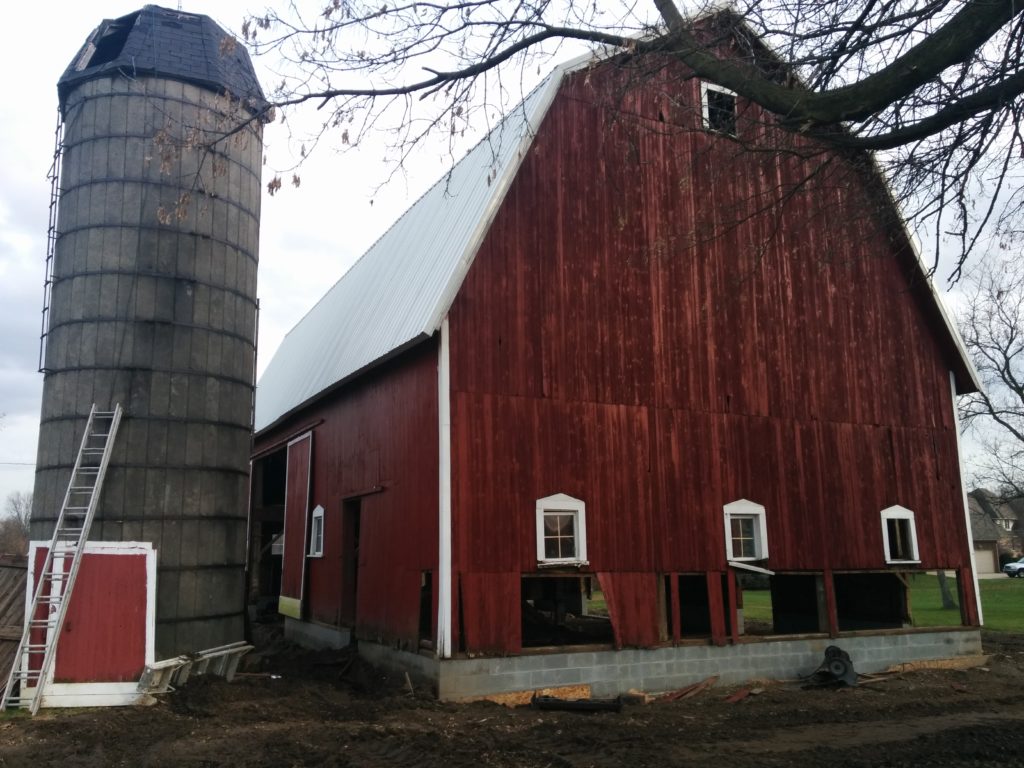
[{"left": 707, "top": 572, "right": 727, "bottom": 646}]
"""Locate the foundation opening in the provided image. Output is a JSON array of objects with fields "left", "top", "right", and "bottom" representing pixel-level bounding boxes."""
[
  {"left": 907, "top": 571, "right": 963, "bottom": 628},
  {"left": 521, "top": 575, "right": 613, "bottom": 647},
  {"left": 677, "top": 574, "right": 713, "bottom": 637},
  {"left": 834, "top": 572, "right": 907, "bottom": 630},
  {"left": 770, "top": 574, "right": 823, "bottom": 634}
]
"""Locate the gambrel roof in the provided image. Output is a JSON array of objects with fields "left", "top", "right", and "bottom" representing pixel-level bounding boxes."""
[{"left": 255, "top": 46, "right": 980, "bottom": 435}]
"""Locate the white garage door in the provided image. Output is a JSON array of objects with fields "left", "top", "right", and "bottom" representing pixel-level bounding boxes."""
[{"left": 974, "top": 546, "right": 997, "bottom": 574}]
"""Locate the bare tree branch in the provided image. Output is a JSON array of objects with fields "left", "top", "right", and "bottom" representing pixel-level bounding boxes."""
[
  {"left": 235, "top": 0, "right": 1024, "bottom": 276},
  {"left": 958, "top": 254, "right": 1024, "bottom": 497}
]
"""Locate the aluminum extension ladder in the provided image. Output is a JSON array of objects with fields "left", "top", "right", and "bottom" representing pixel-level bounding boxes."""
[{"left": 1, "top": 404, "right": 123, "bottom": 713}]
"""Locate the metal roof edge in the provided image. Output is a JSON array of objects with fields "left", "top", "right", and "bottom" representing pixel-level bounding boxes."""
[
  {"left": 254, "top": 332, "right": 433, "bottom": 437},
  {"left": 863, "top": 155, "right": 983, "bottom": 395},
  {"left": 273, "top": 69, "right": 575, "bottom": 345},
  {"left": 420, "top": 52, "right": 601, "bottom": 336}
]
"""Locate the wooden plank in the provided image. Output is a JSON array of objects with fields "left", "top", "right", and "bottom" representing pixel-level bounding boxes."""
[{"left": 707, "top": 572, "right": 727, "bottom": 647}]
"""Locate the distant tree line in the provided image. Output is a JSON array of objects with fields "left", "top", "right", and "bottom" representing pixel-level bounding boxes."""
[{"left": 1, "top": 491, "right": 30, "bottom": 556}]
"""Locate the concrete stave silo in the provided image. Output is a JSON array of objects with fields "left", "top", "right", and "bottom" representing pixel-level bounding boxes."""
[{"left": 32, "top": 5, "right": 267, "bottom": 657}]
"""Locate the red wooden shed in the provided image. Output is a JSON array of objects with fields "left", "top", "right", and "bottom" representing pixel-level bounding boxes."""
[{"left": 250, "top": 20, "right": 984, "bottom": 699}]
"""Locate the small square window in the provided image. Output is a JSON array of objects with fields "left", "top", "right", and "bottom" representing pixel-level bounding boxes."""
[
  {"left": 881, "top": 505, "right": 919, "bottom": 564},
  {"left": 724, "top": 499, "right": 768, "bottom": 561},
  {"left": 308, "top": 504, "right": 325, "bottom": 558},
  {"left": 536, "top": 494, "right": 588, "bottom": 565},
  {"left": 701, "top": 82, "right": 737, "bottom": 137}
]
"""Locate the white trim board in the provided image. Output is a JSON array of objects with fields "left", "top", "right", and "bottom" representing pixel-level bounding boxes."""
[
  {"left": 437, "top": 318, "right": 453, "bottom": 658},
  {"left": 30, "top": 682, "right": 156, "bottom": 708},
  {"left": 951, "top": 370, "right": 983, "bottom": 624}
]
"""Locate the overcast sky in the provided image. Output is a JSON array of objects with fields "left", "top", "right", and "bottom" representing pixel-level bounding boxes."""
[
  {"left": 0, "top": 2, "right": 982, "bottom": 509},
  {"left": 0, "top": 1, "right": 473, "bottom": 504}
]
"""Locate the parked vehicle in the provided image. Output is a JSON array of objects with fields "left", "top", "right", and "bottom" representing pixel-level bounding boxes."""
[{"left": 1003, "top": 557, "right": 1024, "bottom": 577}]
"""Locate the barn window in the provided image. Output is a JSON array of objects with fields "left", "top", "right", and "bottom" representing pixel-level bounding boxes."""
[
  {"left": 724, "top": 499, "right": 768, "bottom": 562},
  {"left": 701, "top": 82, "right": 737, "bottom": 136},
  {"left": 536, "top": 493, "right": 588, "bottom": 565},
  {"left": 881, "top": 505, "right": 919, "bottom": 563},
  {"left": 308, "top": 504, "right": 325, "bottom": 557}
]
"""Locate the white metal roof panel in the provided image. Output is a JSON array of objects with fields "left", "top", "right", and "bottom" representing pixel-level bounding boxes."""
[{"left": 255, "top": 65, "right": 573, "bottom": 432}]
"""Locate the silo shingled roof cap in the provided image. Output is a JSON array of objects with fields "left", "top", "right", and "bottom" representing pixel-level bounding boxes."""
[{"left": 58, "top": 4, "right": 269, "bottom": 119}]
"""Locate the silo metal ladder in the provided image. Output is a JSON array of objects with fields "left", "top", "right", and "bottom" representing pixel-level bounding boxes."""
[{"left": 0, "top": 403, "right": 123, "bottom": 714}]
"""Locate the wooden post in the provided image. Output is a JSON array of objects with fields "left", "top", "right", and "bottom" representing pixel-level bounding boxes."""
[
  {"left": 707, "top": 572, "right": 727, "bottom": 646},
  {"left": 726, "top": 570, "right": 739, "bottom": 643},
  {"left": 820, "top": 569, "right": 839, "bottom": 637},
  {"left": 670, "top": 572, "right": 681, "bottom": 643}
]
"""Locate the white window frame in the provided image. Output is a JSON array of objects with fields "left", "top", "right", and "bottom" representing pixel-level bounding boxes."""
[
  {"left": 723, "top": 499, "right": 768, "bottom": 562},
  {"left": 535, "top": 493, "right": 588, "bottom": 566},
  {"left": 308, "top": 504, "right": 325, "bottom": 558},
  {"left": 701, "top": 81, "right": 738, "bottom": 136},
  {"left": 881, "top": 505, "right": 920, "bottom": 564}
]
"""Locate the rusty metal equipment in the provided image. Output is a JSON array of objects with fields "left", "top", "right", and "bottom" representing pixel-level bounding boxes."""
[{"left": 805, "top": 645, "right": 858, "bottom": 687}]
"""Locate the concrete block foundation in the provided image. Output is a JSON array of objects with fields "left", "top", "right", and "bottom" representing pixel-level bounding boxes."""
[
  {"left": 400, "top": 629, "right": 981, "bottom": 700},
  {"left": 286, "top": 625, "right": 982, "bottom": 700}
]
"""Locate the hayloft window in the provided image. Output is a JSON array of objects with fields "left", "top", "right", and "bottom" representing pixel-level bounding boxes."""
[
  {"left": 701, "top": 82, "right": 737, "bottom": 137},
  {"left": 536, "top": 494, "right": 588, "bottom": 565},
  {"left": 881, "top": 505, "right": 919, "bottom": 564},
  {"left": 724, "top": 499, "right": 768, "bottom": 562},
  {"left": 308, "top": 504, "right": 325, "bottom": 558}
]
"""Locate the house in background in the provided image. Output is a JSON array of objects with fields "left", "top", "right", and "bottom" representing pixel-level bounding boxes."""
[
  {"left": 969, "top": 489, "right": 1023, "bottom": 559},
  {"left": 249, "top": 15, "right": 983, "bottom": 700},
  {"left": 968, "top": 497, "right": 1003, "bottom": 574}
]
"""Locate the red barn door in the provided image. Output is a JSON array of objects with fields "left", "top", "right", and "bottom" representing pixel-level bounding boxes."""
[
  {"left": 279, "top": 432, "right": 313, "bottom": 618},
  {"left": 26, "top": 541, "right": 155, "bottom": 707}
]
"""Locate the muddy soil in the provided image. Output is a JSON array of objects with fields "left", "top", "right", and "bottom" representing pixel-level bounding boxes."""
[{"left": 2, "top": 631, "right": 1023, "bottom": 768}]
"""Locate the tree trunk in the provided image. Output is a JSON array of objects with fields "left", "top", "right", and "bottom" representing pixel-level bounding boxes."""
[{"left": 937, "top": 571, "right": 958, "bottom": 610}]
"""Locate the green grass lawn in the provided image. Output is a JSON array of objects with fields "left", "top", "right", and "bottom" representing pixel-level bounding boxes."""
[
  {"left": 741, "top": 589, "right": 772, "bottom": 624},
  {"left": 741, "top": 575, "right": 1024, "bottom": 633},
  {"left": 910, "top": 574, "right": 1024, "bottom": 632},
  {"left": 906, "top": 573, "right": 962, "bottom": 628},
  {"left": 975, "top": 577, "right": 1024, "bottom": 632}
]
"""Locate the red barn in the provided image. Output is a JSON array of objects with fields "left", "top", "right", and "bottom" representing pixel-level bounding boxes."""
[{"left": 250, "top": 29, "right": 983, "bottom": 699}]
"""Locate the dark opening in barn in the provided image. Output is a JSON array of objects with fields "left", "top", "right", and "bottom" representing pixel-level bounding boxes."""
[
  {"left": 249, "top": 449, "right": 287, "bottom": 617},
  {"left": 419, "top": 571, "right": 433, "bottom": 647},
  {"left": 676, "top": 574, "right": 714, "bottom": 638},
  {"left": 766, "top": 574, "right": 824, "bottom": 634},
  {"left": 834, "top": 573, "right": 908, "bottom": 630},
  {"left": 521, "top": 575, "right": 613, "bottom": 647}
]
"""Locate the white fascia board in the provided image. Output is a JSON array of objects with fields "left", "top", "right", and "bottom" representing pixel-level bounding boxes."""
[
  {"left": 951, "top": 370, "right": 984, "bottom": 625},
  {"left": 862, "top": 155, "right": 982, "bottom": 394},
  {"left": 436, "top": 318, "right": 453, "bottom": 657},
  {"left": 728, "top": 561, "right": 775, "bottom": 576}
]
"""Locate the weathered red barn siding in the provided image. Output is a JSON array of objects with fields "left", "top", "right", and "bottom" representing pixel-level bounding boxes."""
[
  {"left": 256, "top": 341, "right": 439, "bottom": 647},
  {"left": 447, "top": 61, "right": 972, "bottom": 651}
]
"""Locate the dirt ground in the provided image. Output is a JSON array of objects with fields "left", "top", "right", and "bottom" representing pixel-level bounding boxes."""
[{"left": 2, "top": 631, "right": 1024, "bottom": 768}]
